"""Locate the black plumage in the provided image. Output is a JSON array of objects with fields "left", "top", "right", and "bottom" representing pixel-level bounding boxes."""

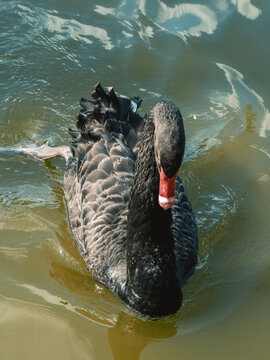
[{"left": 63, "top": 83, "right": 198, "bottom": 317}]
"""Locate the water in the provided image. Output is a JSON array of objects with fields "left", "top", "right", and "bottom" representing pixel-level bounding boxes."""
[{"left": 1, "top": 1, "right": 270, "bottom": 359}]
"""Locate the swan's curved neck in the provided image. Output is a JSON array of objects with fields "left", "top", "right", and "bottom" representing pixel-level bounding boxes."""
[{"left": 126, "top": 116, "right": 181, "bottom": 316}]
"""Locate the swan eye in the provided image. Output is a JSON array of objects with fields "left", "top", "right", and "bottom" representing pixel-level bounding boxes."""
[{"left": 130, "top": 100, "right": 138, "bottom": 113}]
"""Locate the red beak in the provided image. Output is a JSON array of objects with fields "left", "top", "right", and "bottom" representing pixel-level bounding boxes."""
[{"left": 159, "top": 168, "right": 177, "bottom": 210}]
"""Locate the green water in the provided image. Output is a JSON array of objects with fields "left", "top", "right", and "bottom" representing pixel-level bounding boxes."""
[{"left": 1, "top": 1, "right": 270, "bottom": 359}]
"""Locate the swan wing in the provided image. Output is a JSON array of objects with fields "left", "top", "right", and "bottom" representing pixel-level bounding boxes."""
[
  {"left": 171, "top": 177, "right": 198, "bottom": 284},
  {"left": 65, "top": 131, "right": 135, "bottom": 292}
]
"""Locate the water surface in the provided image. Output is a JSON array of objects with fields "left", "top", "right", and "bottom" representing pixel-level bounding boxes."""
[{"left": 1, "top": 1, "right": 270, "bottom": 359}]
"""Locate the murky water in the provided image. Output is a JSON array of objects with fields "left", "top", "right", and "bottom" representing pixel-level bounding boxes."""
[{"left": 1, "top": 1, "right": 270, "bottom": 359}]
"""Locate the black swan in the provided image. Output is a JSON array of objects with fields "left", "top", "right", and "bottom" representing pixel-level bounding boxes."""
[{"left": 7, "top": 83, "right": 198, "bottom": 317}]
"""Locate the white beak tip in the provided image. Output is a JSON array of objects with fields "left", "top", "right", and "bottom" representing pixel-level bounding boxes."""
[{"left": 158, "top": 195, "right": 175, "bottom": 210}]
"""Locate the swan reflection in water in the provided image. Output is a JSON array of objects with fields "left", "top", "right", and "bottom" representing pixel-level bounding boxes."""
[{"left": 49, "top": 243, "right": 177, "bottom": 360}]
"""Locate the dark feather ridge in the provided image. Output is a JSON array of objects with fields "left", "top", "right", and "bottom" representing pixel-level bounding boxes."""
[
  {"left": 76, "top": 82, "right": 142, "bottom": 131},
  {"left": 71, "top": 83, "right": 143, "bottom": 158}
]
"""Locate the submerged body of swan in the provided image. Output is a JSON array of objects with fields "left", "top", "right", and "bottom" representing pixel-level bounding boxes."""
[{"left": 4, "top": 83, "right": 198, "bottom": 317}]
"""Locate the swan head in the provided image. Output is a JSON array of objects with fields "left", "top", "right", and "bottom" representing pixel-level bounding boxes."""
[{"left": 152, "top": 102, "right": 185, "bottom": 210}]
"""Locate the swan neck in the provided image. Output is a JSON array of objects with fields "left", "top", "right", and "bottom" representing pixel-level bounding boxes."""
[{"left": 125, "top": 116, "right": 181, "bottom": 316}]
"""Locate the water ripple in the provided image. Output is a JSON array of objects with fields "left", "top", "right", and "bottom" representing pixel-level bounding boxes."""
[
  {"left": 231, "top": 0, "right": 261, "bottom": 20},
  {"left": 213, "top": 63, "right": 270, "bottom": 138},
  {"left": 156, "top": 2, "right": 218, "bottom": 41},
  {"left": 45, "top": 15, "right": 114, "bottom": 50}
]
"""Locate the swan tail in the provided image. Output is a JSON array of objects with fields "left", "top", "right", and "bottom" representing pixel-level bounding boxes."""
[{"left": 75, "top": 83, "right": 143, "bottom": 138}]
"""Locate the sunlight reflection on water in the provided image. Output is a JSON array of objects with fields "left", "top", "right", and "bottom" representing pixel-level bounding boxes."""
[{"left": 0, "top": 0, "right": 270, "bottom": 359}]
